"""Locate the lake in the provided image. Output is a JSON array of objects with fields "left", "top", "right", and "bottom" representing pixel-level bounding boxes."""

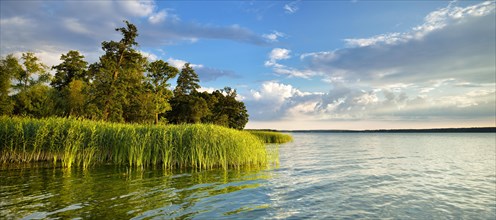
[{"left": 1, "top": 133, "right": 495, "bottom": 219}]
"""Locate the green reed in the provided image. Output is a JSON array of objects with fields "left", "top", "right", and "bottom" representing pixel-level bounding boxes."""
[
  {"left": 0, "top": 116, "right": 269, "bottom": 170},
  {"left": 247, "top": 130, "right": 293, "bottom": 144}
]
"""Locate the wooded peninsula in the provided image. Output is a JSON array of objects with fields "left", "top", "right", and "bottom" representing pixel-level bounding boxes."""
[{"left": 0, "top": 21, "right": 292, "bottom": 170}]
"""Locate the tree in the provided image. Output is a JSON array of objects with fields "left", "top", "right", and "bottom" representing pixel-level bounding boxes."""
[
  {"left": 210, "top": 87, "right": 249, "bottom": 129},
  {"left": 13, "top": 52, "right": 50, "bottom": 91},
  {"left": 168, "top": 63, "right": 205, "bottom": 124},
  {"left": 89, "top": 20, "right": 147, "bottom": 122},
  {"left": 51, "top": 50, "right": 88, "bottom": 91},
  {"left": 50, "top": 51, "right": 89, "bottom": 117},
  {"left": 7, "top": 53, "right": 52, "bottom": 117},
  {"left": 174, "top": 63, "right": 200, "bottom": 96},
  {"left": 0, "top": 54, "right": 21, "bottom": 115},
  {"left": 146, "top": 60, "right": 178, "bottom": 124}
]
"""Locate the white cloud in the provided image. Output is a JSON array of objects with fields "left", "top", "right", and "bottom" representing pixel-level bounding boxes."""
[
  {"left": 268, "top": 48, "right": 291, "bottom": 61},
  {"left": 301, "top": 1, "right": 495, "bottom": 89},
  {"left": 198, "top": 87, "right": 216, "bottom": 93},
  {"left": 246, "top": 81, "right": 323, "bottom": 120},
  {"left": 166, "top": 58, "right": 203, "bottom": 69},
  {"left": 284, "top": 1, "right": 299, "bottom": 14},
  {"left": 300, "top": 51, "right": 335, "bottom": 60},
  {"left": 118, "top": 0, "right": 155, "bottom": 17},
  {"left": 272, "top": 67, "right": 316, "bottom": 79},
  {"left": 249, "top": 81, "right": 298, "bottom": 104},
  {"left": 245, "top": 81, "right": 495, "bottom": 123},
  {"left": 344, "top": 1, "right": 495, "bottom": 47},
  {"left": 148, "top": 10, "right": 167, "bottom": 24},
  {"left": 140, "top": 51, "right": 158, "bottom": 61},
  {"left": 344, "top": 33, "right": 411, "bottom": 47},
  {"left": 265, "top": 48, "right": 319, "bottom": 78},
  {"left": 263, "top": 31, "right": 285, "bottom": 42}
]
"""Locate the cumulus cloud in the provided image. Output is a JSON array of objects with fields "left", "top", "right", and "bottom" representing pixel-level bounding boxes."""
[
  {"left": 246, "top": 81, "right": 322, "bottom": 120},
  {"left": 268, "top": 48, "right": 291, "bottom": 61},
  {"left": 245, "top": 81, "right": 495, "bottom": 123}
]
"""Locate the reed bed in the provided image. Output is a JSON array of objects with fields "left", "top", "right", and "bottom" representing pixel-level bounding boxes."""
[
  {"left": 0, "top": 116, "right": 269, "bottom": 170},
  {"left": 247, "top": 130, "right": 293, "bottom": 144}
]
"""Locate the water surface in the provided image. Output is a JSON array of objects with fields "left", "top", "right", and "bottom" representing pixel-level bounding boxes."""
[{"left": 1, "top": 133, "right": 495, "bottom": 219}]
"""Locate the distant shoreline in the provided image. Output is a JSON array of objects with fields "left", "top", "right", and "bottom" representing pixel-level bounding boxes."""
[{"left": 253, "top": 127, "right": 496, "bottom": 133}]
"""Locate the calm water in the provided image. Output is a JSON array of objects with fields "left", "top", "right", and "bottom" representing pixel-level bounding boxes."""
[{"left": 1, "top": 133, "right": 495, "bottom": 219}]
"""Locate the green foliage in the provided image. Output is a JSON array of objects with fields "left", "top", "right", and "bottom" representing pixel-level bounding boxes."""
[
  {"left": 1, "top": 53, "right": 52, "bottom": 117},
  {"left": 13, "top": 84, "right": 56, "bottom": 117},
  {"left": 13, "top": 52, "right": 50, "bottom": 91},
  {"left": 146, "top": 60, "right": 178, "bottom": 124},
  {"left": 247, "top": 130, "right": 293, "bottom": 144},
  {"left": 0, "top": 55, "right": 19, "bottom": 115},
  {"left": 50, "top": 51, "right": 90, "bottom": 117},
  {"left": 64, "top": 80, "right": 87, "bottom": 116},
  {"left": 195, "top": 88, "right": 249, "bottom": 129},
  {"left": 174, "top": 63, "right": 200, "bottom": 96},
  {"left": 90, "top": 20, "right": 147, "bottom": 122},
  {"left": 169, "top": 87, "right": 249, "bottom": 129},
  {"left": 215, "top": 87, "right": 249, "bottom": 130},
  {"left": 51, "top": 50, "right": 88, "bottom": 90},
  {"left": 168, "top": 94, "right": 210, "bottom": 124},
  {"left": 0, "top": 117, "right": 270, "bottom": 170}
]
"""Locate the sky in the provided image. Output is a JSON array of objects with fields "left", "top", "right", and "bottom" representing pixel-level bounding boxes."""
[{"left": 1, "top": 0, "right": 495, "bottom": 130}]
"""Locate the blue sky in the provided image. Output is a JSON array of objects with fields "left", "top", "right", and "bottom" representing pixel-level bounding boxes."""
[{"left": 1, "top": 0, "right": 495, "bottom": 130}]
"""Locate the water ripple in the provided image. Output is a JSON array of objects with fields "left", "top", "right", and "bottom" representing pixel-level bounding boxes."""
[{"left": 1, "top": 133, "right": 495, "bottom": 219}]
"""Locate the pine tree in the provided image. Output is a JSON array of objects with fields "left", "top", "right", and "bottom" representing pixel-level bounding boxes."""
[{"left": 174, "top": 63, "right": 200, "bottom": 96}]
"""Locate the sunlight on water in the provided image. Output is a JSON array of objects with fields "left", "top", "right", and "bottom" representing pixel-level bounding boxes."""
[{"left": 1, "top": 133, "right": 495, "bottom": 219}]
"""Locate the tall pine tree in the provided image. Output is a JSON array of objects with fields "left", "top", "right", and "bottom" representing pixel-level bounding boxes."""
[{"left": 173, "top": 63, "right": 200, "bottom": 96}]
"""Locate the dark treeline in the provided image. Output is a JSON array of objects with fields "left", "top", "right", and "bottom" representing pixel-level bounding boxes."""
[
  {"left": 283, "top": 127, "right": 496, "bottom": 133},
  {"left": 0, "top": 21, "right": 248, "bottom": 129}
]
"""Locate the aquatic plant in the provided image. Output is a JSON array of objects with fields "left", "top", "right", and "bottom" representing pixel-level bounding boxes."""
[
  {"left": 0, "top": 116, "right": 269, "bottom": 170},
  {"left": 247, "top": 130, "right": 293, "bottom": 144}
]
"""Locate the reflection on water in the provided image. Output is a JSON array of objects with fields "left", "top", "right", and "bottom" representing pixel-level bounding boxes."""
[
  {"left": 0, "top": 165, "right": 274, "bottom": 219},
  {"left": 1, "top": 133, "right": 495, "bottom": 219}
]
